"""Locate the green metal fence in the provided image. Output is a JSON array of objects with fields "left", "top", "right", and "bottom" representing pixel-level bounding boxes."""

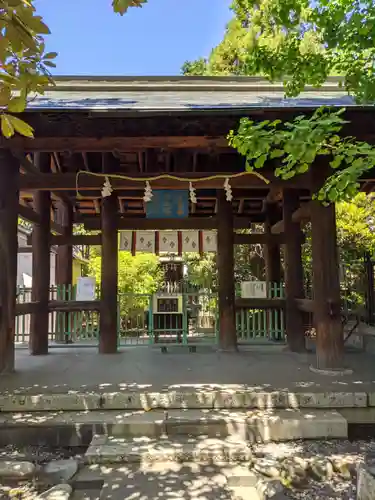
[
  {"left": 235, "top": 282, "right": 286, "bottom": 343},
  {"left": 15, "top": 285, "right": 219, "bottom": 347},
  {"left": 15, "top": 285, "right": 100, "bottom": 345},
  {"left": 15, "top": 282, "right": 286, "bottom": 346}
]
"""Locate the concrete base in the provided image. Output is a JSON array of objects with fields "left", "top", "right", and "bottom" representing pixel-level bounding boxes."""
[{"left": 309, "top": 365, "right": 353, "bottom": 376}]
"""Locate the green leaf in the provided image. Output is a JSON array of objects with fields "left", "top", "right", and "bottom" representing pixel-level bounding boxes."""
[
  {"left": 7, "top": 114, "right": 34, "bottom": 137},
  {"left": 270, "top": 149, "right": 284, "bottom": 158},
  {"left": 1, "top": 114, "right": 14, "bottom": 138},
  {"left": 245, "top": 161, "right": 253, "bottom": 172},
  {"left": 330, "top": 155, "right": 345, "bottom": 169},
  {"left": 297, "top": 163, "right": 309, "bottom": 174},
  {"left": 25, "top": 15, "right": 50, "bottom": 35},
  {"left": 112, "top": 0, "right": 147, "bottom": 15},
  {"left": 7, "top": 96, "right": 26, "bottom": 113},
  {"left": 44, "top": 52, "right": 58, "bottom": 60},
  {"left": 328, "top": 188, "right": 339, "bottom": 202},
  {"left": 254, "top": 154, "right": 267, "bottom": 169},
  {"left": 303, "top": 148, "right": 317, "bottom": 163},
  {"left": 0, "top": 86, "right": 11, "bottom": 107},
  {"left": 43, "top": 60, "right": 56, "bottom": 68}
]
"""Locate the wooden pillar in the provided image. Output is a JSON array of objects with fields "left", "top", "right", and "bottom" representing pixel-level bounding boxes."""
[
  {"left": 55, "top": 201, "right": 73, "bottom": 342},
  {"left": 264, "top": 203, "right": 281, "bottom": 283},
  {"left": 217, "top": 191, "right": 237, "bottom": 351},
  {"left": 30, "top": 153, "right": 51, "bottom": 355},
  {"left": 283, "top": 189, "right": 306, "bottom": 352},
  {"left": 0, "top": 150, "right": 19, "bottom": 373},
  {"left": 311, "top": 199, "right": 344, "bottom": 370},
  {"left": 99, "top": 154, "right": 118, "bottom": 354}
]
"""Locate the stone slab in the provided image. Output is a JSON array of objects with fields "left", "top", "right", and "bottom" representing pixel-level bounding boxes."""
[
  {"left": 84, "top": 435, "right": 253, "bottom": 465},
  {"left": 246, "top": 409, "right": 348, "bottom": 442},
  {"left": 357, "top": 464, "right": 375, "bottom": 500},
  {"left": 0, "top": 390, "right": 367, "bottom": 412},
  {"left": 0, "top": 408, "right": 348, "bottom": 444}
]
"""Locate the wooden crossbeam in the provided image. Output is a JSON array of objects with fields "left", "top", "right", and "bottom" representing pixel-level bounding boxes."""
[
  {"left": 235, "top": 298, "right": 286, "bottom": 309},
  {"left": 271, "top": 203, "right": 311, "bottom": 234},
  {"left": 18, "top": 204, "right": 65, "bottom": 235},
  {"left": 51, "top": 234, "right": 102, "bottom": 246},
  {"left": 18, "top": 172, "right": 310, "bottom": 191},
  {"left": 48, "top": 300, "right": 101, "bottom": 312},
  {"left": 3, "top": 136, "right": 230, "bottom": 151},
  {"left": 234, "top": 233, "right": 286, "bottom": 244},
  {"left": 13, "top": 151, "right": 73, "bottom": 206},
  {"left": 83, "top": 217, "right": 255, "bottom": 231}
]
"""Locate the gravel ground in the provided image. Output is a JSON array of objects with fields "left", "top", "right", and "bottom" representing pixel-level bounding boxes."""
[
  {"left": 0, "top": 446, "right": 82, "bottom": 499},
  {"left": 0, "top": 445, "right": 84, "bottom": 465},
  {"left": 252, "top": 439, "right": 375, "bottom": 500}
]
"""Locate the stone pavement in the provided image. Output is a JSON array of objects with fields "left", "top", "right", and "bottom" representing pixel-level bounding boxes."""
[{"left": 1, "top": 346, "right": 375, "bottom": 395}]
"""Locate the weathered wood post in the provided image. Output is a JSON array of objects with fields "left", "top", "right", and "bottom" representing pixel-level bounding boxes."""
[
  {"left": 283, "top": 189, "right": 306, "bottom": 352},
  {"left": 217, "top": 190, "right": 237, "bottom": 351},
  {"left": 310, "top": 198, "right": 344, "bottom": 370},
  {"left": 99, "top": 153, "right": 118, "bottom": 354},
  {"left": 264, "top": 203, "right": 282, "bottom": 284},
  {"left": 55, "top": 201, "right": 73, "bottom": 342},
  {"left": 30, "top": 153, "right": 51, "bottom": 355},
  {"left": 264, "top": 203, "right": 282, "bottom": 339},
  {"left": 0, "top": 150, "right": 19, "bottom": 373}
]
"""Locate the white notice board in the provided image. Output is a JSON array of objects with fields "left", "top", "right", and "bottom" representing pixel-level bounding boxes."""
[
  {"left": 241, "top": 281, "right": 267, "bottom": 299},
  {"left": 76, "top": 277, "right": 96, "bottom": 301}
]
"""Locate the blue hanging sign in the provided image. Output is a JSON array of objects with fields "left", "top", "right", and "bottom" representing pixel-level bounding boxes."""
[{"left": 146, "top": 190, "right": 189, "bottom": 219}]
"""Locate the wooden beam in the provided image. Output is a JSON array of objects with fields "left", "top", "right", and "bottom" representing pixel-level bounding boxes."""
[
  {"left": 19, "top": 172, "right": 310, "bottom": 191},
  {"left": 310, "top": 194, "right": 344, "bottom": 370},
  {"left": 18, "top": 204, "right": 65, "bottom": 235},
  {"left": 0, "top": 150, "right": 19, "bottom": 373},
  {"left": 235, "top": 298, "right": 286, "bottom": 309},
  {"left": 51, "top": 234, "right": 102, "bottom": 246},
  {"left": 217, "top": 192, "right": 237, "bottom": 351},
  {"left": 270, "top": 202, "right": 310, "bottom": 234},
  {"left": 83, "top": 217, "right": 253, "bottom": 231},
  {"left": 99, "top": 153, "right": 118, "bottom": 354},
  {"left": 15, "top": 302, "right": 40, "bottom": 315},
  {"left": 48, "top": 300, "right": 101, "bottom": 312},
  {"left": 3, "top": 136, "right": 230, "bottom": 152},
  {"left": 13, "top": 151, "right": 72, "bottom": 206},
  {"left": 264, "top": 203, "right": 282, "bottom": 284},
  {"left": 55, "top": 201, "right": 74, "bottom": 342},
  {"left": 18, "top": 246, "right": 32, "bottom": 253},
  {"left": 265, "top": 187, "right": 282, "bottom": 204},
  {"left": 30, "top": 152, "right": 51, "bottom": 355},
  {"left": 295, "top": 298, "right": 314, "bottom": 313},
  {"left": 270, "top": 219, "right": 284, "bottom": 234},
  {"left": 234, "top": 233, "right": 285, "bottom": 244},
  {"left": 283, "top": 189, "right": 306, "bottom": 352},
  {"left": 292, "top": 203, "right": 311, "bottom": 223}
]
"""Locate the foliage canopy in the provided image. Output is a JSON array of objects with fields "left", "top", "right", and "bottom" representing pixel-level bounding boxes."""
[{"left": 183, "top": 0, "right": 375, "bottom": 104}]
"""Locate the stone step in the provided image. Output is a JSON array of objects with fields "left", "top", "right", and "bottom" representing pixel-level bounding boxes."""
[
  {"left": 0, "top": 408, "right": 348, "bottom": 447},
  {"left": 0, "top": 388, "right": 367, "bottom": 412},
  {"left": 84, "top": 435, "right": 253, "bottom": 465},
  {"left": 74, "top": 463, "right": 264, "bottom": 500}
]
